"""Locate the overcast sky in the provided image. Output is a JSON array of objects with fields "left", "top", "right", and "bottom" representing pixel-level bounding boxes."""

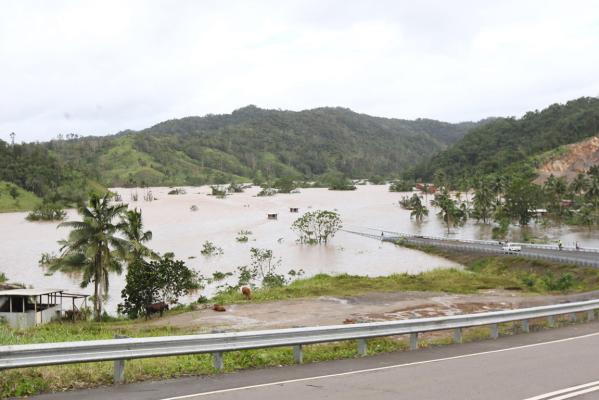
[{"left": 1, "top": 0, "right": 599, "bottom": 142}]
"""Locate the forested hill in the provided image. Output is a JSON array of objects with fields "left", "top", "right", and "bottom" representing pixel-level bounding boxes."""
[
  {"left": 407, "top": 97, "right": 599, "bottom": 183},
  {"left": 45, "top": 106, "right": 480, "bottom": 187}
]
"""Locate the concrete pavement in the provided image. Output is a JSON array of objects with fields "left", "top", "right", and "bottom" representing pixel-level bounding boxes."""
[{"left": 23, "top": 321, "right": 599, "bottom": 400}]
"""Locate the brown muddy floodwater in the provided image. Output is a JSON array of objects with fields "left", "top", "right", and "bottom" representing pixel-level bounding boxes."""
[{"left": 1, "top": 185, "right": 598, "bottom": 314}]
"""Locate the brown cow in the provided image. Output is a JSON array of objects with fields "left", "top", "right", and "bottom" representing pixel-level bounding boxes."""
[
  {"left": 146, "top": 302, "right": 169, "bottom": 318},
  {"left": 212, "top": 304, "right": 226, "bottom": 312},
  {"left": 241, "top": 286, "right": 252, "bottom": 300}
]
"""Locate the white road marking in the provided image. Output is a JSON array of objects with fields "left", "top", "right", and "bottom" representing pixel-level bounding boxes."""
[
  {"left": 523, "top": 381, "right": 599, "bottom": 400},
  {"left": 159, "top": 331, "right": 599, "bottom": 400},
  {"left": 550, "top": 385, "right": 599, "bottom": 400}
]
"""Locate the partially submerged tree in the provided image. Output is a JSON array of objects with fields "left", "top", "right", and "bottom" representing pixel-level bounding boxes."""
[
  {"left": 431, "top": 190, "right": 467, "bottom": 234},
  {"left": 122, "top": 208, "right": 156, "bottom": 264},
  {"left": 410, "top": 196, "right": 429, "bottom": 222},
  {"left": 292, "top": 210, "right": 342, "bottom": 244},
  {"left": 472, "top": 179, "right": 495, "bottom": 224}
]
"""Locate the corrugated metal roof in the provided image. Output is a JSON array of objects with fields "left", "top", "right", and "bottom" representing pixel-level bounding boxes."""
[{"left": 0, "top": 288, "right": 63, "bottom": 296}]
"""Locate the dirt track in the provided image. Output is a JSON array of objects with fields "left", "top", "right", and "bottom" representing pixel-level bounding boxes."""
[{"left": 143, "top": 289, "right": 599, "bottom": 332}]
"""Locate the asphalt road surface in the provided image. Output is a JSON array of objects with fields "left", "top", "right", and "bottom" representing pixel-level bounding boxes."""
[{"left": 25, "top": 321, "right": 599, "bottom": 400}]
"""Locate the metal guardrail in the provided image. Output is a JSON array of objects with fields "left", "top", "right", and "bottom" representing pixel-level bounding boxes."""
[
  {"left": 374, "top": 229, "right": 599, "bottom": 254},
  {"left": 388, "top": 236, "right": 599, "bottom": 268},
  {"left": 341, "top": 229, "right": 599, "bottom": 267},
  {"left": 1, "top": 299, "right": 599, "bottom": 384}
]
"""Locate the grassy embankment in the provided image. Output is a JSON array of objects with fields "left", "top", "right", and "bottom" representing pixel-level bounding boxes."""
[
  {"left": 0, "top": 181, "right": 41, "bottom": 212},
  {"left": 3, "top": 246, "right": 599, "bottom": 397},
  {"left": 213, "top": 249, "right": 599, "bottom": 304}
]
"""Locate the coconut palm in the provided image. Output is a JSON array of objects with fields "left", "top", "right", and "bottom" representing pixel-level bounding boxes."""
[
  {"left": 577, "top": 204, "right": 596, "bottom": 231},
  {"left": 409, "top": 196, "right": 429, "bottom": 222},
  {"left": 46, "top": 193, "right": 128, "bottom": 320},
  {"left": 571, "top": 173, "right": 589, "bottom": 196},
  {"left": 121, "top": 208, "right": 156, "bottom": 264},
  {"left": 431, "top": 190, "right": 466, "bottom": 234},
  {"left": 472, "top": 181, "right": 494, "bottom": 224}
]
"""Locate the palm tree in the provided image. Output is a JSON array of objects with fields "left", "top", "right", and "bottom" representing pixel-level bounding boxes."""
[
  {"left": 122, "top": 208, "right": 156, "bottom": 264},
  {"left": 431, "top": 190, "right": 465, "bottom": 234},
  {"left": 473, "top": 182, "right": 494, "bottom": 224},
  {"left": 586, "top": 177, "right": 599, "bottom": 213},
  {"left": 410, "top": 196, "right": 429, "bottom": 222},
  {"left": 46, "top": 193, "right": 128, "bottom": 320},
  {"left": 571, "top": 173, "right": 589, "bottom": 196},
  {"left": 577, "top": 204, "right": 596, "bottom": 231}
]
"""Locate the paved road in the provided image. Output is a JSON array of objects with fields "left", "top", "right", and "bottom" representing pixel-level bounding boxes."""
[
  {"left": 26, "top": 322, "right": 599, "bottom": 400},
  {"left": 385, "top": 236, "right": 599, "bottom": 267}
]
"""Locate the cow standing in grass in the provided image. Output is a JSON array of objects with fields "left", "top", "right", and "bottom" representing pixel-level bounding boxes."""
[{"left": 146, "top": 302, "right": 169, "bottom": 318}]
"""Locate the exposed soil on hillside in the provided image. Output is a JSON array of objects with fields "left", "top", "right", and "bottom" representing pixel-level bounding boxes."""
[
  {"left": 535, "top": 135, "right": 599, "bottom": 184},
  {"left": 141, "top": 289, "right": 599, "bottom": 332}
]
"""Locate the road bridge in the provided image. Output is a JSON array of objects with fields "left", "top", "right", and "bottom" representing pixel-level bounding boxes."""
[{"left": 342, "top": 229, "right": 599, "bottom": 268}]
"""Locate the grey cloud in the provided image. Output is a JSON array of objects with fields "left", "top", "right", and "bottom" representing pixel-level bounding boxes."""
[{"left": 1, "top": 0, "right": 598, "bottom": 142}]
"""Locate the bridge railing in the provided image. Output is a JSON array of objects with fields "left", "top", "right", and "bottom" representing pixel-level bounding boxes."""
[
  {"left": 390, "top": 237, "right": 599, "bottom": 267},
  {"left": 2, "top": 299, "right": 599, "bottom": 384},
  {"left": 354, "top": 228, "right": 599, "bottom": 254}
]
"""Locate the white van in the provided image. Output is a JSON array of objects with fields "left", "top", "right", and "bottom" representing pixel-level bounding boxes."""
[{"left": 502, "top": 242, "right": 522, "bottom": 252}]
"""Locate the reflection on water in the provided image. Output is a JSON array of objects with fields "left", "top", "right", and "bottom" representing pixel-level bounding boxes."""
[{"left": 1, "top": 185, "right": 598, "bottom": 314}]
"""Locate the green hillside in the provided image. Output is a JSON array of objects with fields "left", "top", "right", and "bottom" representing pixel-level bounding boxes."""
[
  {"left": 0, "top": 139, "right": 105, "bottom": 212},
  {"left": 408, "top": 97, "right": 599, "bottom": 183},
  {"left": 46, "top": 106, "right": 480, "bottom": 187},
  {"left": 0, "top": 181, "right": 41, "bottom": 212}
]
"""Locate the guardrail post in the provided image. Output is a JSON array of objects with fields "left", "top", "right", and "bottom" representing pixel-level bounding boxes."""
[
  {"left": 409, "top": 333, "right": 418, "bottom": 350},
  {"left": 113, "top": 359, "right": 126, "bottom": 384},
  {"left": 293, "top": 345, "right": 303, "bottom": 364},
  {"left": 521, "top": 320, "right": 529, "bottom": 333},
  {"left": 588, "top": 310, "right": 595, "bottom": 321},
  {"left": 213, "top": 352, "right": 224, "bottom": 371},
  {"left": 453, "top": 328, "right": 463, "bottom": 344},
  {"left": 490, "top": 324, "right": 499, "bottom": 339},
  {"left": 113, "top": 334, "right": 128, "bottom": 384},
  {"left": 569, "top": 313, "right": 577, "bottom": 322},
  {"left": 357, "top": 339, "right": 367, "bottom": 356},
  {"left": 547, "top": 315, "right": 555, "bottom": 327}
]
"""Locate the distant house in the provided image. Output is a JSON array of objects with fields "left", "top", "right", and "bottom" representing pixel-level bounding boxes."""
[
  {"left": 416, "top": 183, "right": 437, "bottom": 194},
  {"left": 0, "top": 288, "right": 88, "bottom": 329},
  {"left": 560, "top": 199, "right": 574, "bottom": 208}
]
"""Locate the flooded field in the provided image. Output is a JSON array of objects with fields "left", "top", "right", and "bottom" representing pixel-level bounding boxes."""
[{"left": 1, "top": 184, "right": 598, "bottom": 314}]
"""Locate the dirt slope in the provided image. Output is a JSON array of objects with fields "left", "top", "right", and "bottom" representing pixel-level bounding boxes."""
[{"left": 535, "top": 135, "right": 599, "bottom": 184}]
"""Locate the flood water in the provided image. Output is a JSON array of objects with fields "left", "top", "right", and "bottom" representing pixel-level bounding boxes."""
[{"left": 1, "top": 184, "right": 598, "bottom": 314}]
